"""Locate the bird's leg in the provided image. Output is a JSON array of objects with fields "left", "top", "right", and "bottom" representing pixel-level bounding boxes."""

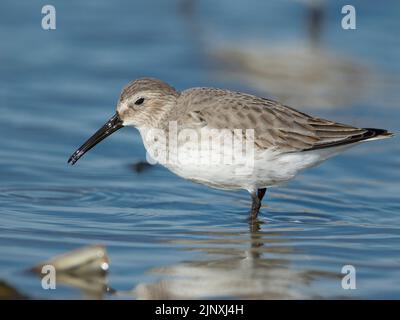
[
  {"left": 250, "top": 188, "right": 267, "bottom": 220},
  {"left": 257, "top": 188, "right": 267, "bottom": 202}
]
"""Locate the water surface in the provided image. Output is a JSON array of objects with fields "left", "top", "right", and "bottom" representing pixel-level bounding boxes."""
[{"left": 0, "top": 0, "right": 399, "bottom": 299}]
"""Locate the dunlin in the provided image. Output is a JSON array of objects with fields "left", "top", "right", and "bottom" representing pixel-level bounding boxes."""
[{"left": 68, "top": 78, "right": 393, "bottom": 219}]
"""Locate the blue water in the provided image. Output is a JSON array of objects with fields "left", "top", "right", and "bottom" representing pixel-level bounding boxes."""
[{"left": 0, "top": 0, "right": 399, "bottom": 299}]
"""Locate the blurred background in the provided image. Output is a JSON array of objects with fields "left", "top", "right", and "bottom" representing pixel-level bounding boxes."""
[{"left": 0, "top": 0, "right": 399, "bottom": 299}]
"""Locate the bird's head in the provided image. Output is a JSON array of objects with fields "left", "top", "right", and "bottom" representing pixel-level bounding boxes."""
[{"left": 68, "top": 78, "right": 179, "bottom": 165}]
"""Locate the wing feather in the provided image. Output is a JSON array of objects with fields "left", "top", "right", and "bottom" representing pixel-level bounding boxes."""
[{"left": 176, "top": 88, "right": 391, "bottom": 152}]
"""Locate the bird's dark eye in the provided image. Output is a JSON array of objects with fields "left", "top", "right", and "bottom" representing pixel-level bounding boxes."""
[{"left": 135, "top": 97, "right": 145, "bottom": 105}]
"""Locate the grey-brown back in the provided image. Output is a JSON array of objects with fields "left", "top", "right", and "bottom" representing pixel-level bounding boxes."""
[{"left": 173, "top": 87, "right": 391, "bottom": 152}]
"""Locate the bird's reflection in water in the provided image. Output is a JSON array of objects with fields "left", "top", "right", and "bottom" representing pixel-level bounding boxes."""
[{"left": 132, "top": 220, "right": 339, "bottom": 299}]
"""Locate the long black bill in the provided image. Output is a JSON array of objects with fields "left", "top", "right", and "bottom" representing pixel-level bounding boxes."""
[{"left": 68, "top": 113, "right": 124, "bottom": 165}]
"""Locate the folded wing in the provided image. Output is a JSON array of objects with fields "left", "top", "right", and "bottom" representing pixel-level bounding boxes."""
[{"left": 178, "top": 88, "right": 393, "bottom": 153}]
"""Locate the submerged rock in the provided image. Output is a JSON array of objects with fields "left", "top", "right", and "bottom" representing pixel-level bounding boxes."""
[
  {"left": 30, "top": 244, "right": 109, "bottom": 276},
  {"left": 30, "top": 245, "right": 112, "bottom": 299}
]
